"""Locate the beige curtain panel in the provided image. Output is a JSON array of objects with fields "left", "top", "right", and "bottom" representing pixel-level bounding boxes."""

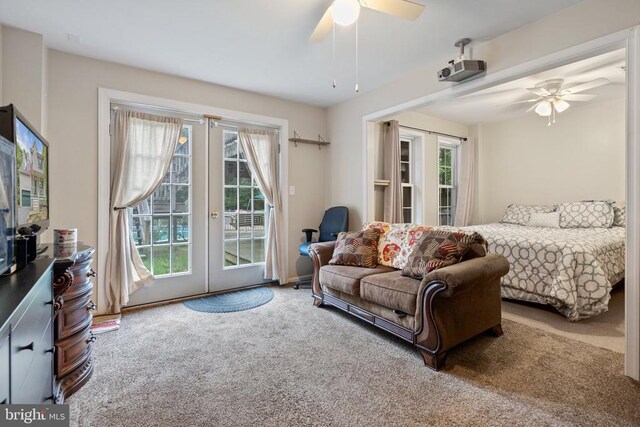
[
  {"left": 383, "top": 120, "right": 403, "bottom": 223},
  {"left": 105, "top": 109, "right": 183, "bottom": 313},
  {"left": 454, "top": 137, "right": 475, "bottom": 226},
  {"left": 238, "top": 128, "right": 287, "bottom": 284}
]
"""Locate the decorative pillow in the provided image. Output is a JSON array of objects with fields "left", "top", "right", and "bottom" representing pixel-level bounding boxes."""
[
  {"left": 329, "top": 229, "right": 380, "bottom": 268},
  {"left": 558, "top": 201, "right": 614, "bottom": 228},
  {"left": 362, "top": 222, "right": 433, "bottom": 269},
  {"left": 613, "top": 203, "right": 626, "bottom": 227},
  {"left": 500, "top": 204, "right": 555, "bottom": 226},
  {"left": 401, "top": 229, "right": 486, "bottom": 280},
  {"left": 528, "top": 212, "right": 561, "bottom": 228}
]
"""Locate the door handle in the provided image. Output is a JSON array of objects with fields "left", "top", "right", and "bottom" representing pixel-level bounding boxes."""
[{"left": 210, "top": 210, "right": 220, "bottom": 219}]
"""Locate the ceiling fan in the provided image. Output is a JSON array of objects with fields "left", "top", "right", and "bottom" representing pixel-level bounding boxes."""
[
  {"left": 310, "top": 0, "right": 425, "bottom": 42},
  {"left": 513, "top": 77, "right": 610, "bottom": 126},
  {"left": 310, "top": 0, "right": 425, "bottom": 92}
]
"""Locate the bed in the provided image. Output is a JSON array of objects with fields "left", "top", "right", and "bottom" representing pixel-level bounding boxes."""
[{"left": 449, "top": 223, "right": 625, "bottom": 320}]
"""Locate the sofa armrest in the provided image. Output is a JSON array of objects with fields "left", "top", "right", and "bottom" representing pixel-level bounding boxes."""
[
  {"left": 421, "top": 254, "right": 509, "bottom": 297},
  {"left": 308, "top": 241, "right": 336, "bottom": 269},
  {"left": 308, "top": 241, "right": 336, "bottom": 302}
]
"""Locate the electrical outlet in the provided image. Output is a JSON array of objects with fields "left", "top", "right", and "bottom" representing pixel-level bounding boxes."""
[{"left": 289, "top": 186, "right": 295, "bottom": 196}]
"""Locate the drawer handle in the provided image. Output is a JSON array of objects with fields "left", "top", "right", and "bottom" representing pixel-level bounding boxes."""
[
  {"left": 18, "top": 342, "right": 34, "bottom": 352},
  {"left": 44, "top": 395, "right": 54, "bottom": 402},
  {"left": 87, "top": 269, "right": 97, "bottom": 278},
  {"left": 1, "top": 398, "right": 7, "bottom": 404},
  {"left": 45, "top": 347, "right": 55, "bottom": 354},
  {"left": 86, "top": 301, "right": 97, "bottom": 311},
  {"left": 86, "top": 334, "right": 97, "bottom": 344},
  {"left": 45, "top": 300, "right": 54, "bottom": 306}
]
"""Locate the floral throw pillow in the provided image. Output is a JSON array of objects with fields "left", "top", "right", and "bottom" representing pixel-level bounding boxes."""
[
  {"left": 363, "top": 222, "right": 433, "bottom": 269},
  {"left": 401, "top": 229, "right": 486, "bottom": 280},
  {"left": 329, "top": 229, "right": 380, "bottom": 268}
]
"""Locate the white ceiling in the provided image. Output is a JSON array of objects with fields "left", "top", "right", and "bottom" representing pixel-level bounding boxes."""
[
  {"left": 416, "top": 49, "right": 626, "bottom": 124},
  {"left": 0, "top": 0, "right": 583, "bottom": 107}
]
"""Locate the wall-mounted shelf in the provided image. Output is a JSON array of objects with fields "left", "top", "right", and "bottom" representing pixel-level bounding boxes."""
[
  {"left": 289, "top": 131, "right": 330, "bottom": 149},
  {"left": 374, "top": 179, "right": 390, "bottom": 187}
]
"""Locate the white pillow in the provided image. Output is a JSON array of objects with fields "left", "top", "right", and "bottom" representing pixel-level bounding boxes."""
[
  {"left": 528, "top": 212, "right": 560, "bottom": 228},
  {"left": 500, "top": 204, "right": 555, "bottom": 226}
]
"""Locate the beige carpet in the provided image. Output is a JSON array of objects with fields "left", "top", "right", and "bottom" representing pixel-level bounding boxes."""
[
  {"left": 69, "top": 287, "right": 640, "bottom": 427},
  {"left": 502, "top": 285, "right": 625, "bottom": 353}
]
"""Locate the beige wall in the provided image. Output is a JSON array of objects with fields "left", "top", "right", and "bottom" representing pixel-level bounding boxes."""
[
  {"left": 326, "top": 0, "right": 640, "bottom": 229},
  {"left": 1, "top": 26, "right": 46, "bottom": 133},
  {"left": 373, "top": 111, "right": 468, "bottom": 225},
  {"left": 475, "top": 98, "right": 625, "bottom": 224},
  {"left": 46, "top": 50, "right": 327, "bottom": 314}
]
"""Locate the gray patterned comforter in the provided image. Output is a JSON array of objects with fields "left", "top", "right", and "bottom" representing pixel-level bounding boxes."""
[{"left": 451, "top": 223, "right": 625, "bottom": 320}]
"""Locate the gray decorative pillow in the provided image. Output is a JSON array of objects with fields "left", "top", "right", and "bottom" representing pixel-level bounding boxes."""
[
  {"left": 613, "top": 203, "right": 626, "bottom": 227},
  {"left": 500, "top": 204, "right": 555, "bottom": 226},
  {"left": 558, "top": 201, "right": 614, "bottom": 228}
]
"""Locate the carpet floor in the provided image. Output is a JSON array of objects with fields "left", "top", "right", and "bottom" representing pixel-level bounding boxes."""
[
  {"left": 69, "top": 287, "right": 640, "bottom": 427},
  {"left": 502, "top": 285, "right": 626, "bottom": 353}
]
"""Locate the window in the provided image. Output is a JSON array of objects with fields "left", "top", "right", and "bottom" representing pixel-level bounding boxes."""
[
  {"left": 438, "top": 141, "right": 458, "bottom": 226},
  {"left": 400, "top": 137, "right": 414, "bottom": 223},
  {"left": 223, "top": 130, "right": 266, "bottom": 268},
  {"left": 129, "top": 125, "right": 192, "bottom": 277}
]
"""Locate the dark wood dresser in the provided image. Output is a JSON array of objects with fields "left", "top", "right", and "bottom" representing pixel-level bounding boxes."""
[
  {"left": 50, "top": 244, "right": 96, "bottom": 403},
  {"left": 0, "top": 257, "right": 56, "bottom": 404}
]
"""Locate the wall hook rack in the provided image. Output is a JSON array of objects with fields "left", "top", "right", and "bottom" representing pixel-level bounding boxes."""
[{"left": 289, "top": 131, "right": 330, "bottom": 149}]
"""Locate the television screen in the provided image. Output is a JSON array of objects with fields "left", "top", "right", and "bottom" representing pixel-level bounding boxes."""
[{"left": 15, "top": 118, "right": 48, "bottom": 225}]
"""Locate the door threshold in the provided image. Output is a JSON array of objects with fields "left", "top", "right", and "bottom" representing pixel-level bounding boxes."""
[{"left": 123, "top": 281, "right": 278, "bottom": 313}]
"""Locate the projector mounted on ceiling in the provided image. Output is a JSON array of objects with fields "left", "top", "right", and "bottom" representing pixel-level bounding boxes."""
[{"left": 437, "top": 38, "right": 486, "bottom": 83}]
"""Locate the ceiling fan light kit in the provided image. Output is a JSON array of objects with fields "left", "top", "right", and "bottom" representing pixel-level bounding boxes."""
[
  {"left": 517, "top": 77, "right": 611, "bottom": 126},
  {"left": 332, "top": 0, "right": 361, "bottom": 26}
]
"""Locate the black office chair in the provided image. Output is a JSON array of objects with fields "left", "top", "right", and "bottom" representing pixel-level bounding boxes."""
[{"left": 295, "top": 206, "right": 349, "bottom": 289}]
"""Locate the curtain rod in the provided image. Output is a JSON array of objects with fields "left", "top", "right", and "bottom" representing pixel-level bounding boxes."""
[
  {"left": 387, "top": 122, "right": 467, "bottom": 141},
  {"left": 111, "top": 105, "right": 204, "bottom": 124}
]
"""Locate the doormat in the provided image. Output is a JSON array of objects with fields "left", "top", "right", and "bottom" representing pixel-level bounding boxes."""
[{"left": 183, "top": 286, "right": 274, "bottom": 313}]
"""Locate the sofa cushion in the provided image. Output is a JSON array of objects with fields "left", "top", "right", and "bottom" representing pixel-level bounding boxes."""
[
  {"left": 329, "top": 229, "right": 380, "bottom": 268},
  {"left": 401, "top": 229, "right": 486, "bottom": 280},
  {"left": 320, "top": 265, "right": 394, "bottom": 296},
  {"left": 360, "top": 271, "right": 421, "bottom": 315}
]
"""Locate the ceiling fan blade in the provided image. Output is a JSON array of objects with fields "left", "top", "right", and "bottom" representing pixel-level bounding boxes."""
[
  {"left": 526, "top": 102, "right": 540, "bottom": 113},
  {"left": 561, "top": 78, "right": 610, "bottom": 94},
  {"left": 309, "top": 6, "right": 334, "bottom": 43},
  {"left": 526, "top": 87, "right": 551, "bottom": 97},
  {"left": 360, "top": 0, "right": 425, "bottom": 20},
  {"left": 511, "top": 98, "right": 540, "bottom": 104},
  {"left": 561, "top": 94, "right": 597, "bottom": 102}
]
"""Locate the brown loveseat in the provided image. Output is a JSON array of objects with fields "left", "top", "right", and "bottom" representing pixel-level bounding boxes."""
[{"left": 308, "top": 238, "right": 509, "bottom": 370}]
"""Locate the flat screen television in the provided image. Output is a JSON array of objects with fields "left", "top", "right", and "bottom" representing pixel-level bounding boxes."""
[{"left": 0, "top": 104, "right": 49, "bottom": 234}]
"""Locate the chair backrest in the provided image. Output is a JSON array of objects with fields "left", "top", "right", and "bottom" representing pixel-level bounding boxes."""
[{"left": 319, "top": 206, "right": 349, "bottom": 242}]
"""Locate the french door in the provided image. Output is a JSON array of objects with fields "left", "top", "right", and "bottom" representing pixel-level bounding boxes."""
[
  {"left": 125, "top": 115, "right": 208, "bottom": 306},
  {"left": 123, "top": 109, "right": 268, "bottom": 306},
  {"left": 208, "top": 124, "right": 267, "bottom": 292}
]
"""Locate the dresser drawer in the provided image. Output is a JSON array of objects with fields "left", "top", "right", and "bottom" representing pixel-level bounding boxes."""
[
  {"left": 12, "top": 319, "right": 53, "bottom": 404},
  {"left": 10, "top": 276, "right": 53, "bottom": 394},
  {"left": 0, "top": 329, "right": 9, "bottom": 404},
  {"left": 56, "top": 290, "right": 93, "bottom": 340},
  {"left": 56, "top": 324, "right": 93, "bottom": 377}
]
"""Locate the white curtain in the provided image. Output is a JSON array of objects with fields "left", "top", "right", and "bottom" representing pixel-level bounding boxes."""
[
  {"left": 105, "top": 109, "right": 183, "bottom": 313},
  {"left": 454, "top": 137, "right": 476, "bottom": 226},
  {"left": 383, "top": 120, "right": 403, "bottom": 223},
  {"left": 238, "top": 128, "right": 287, "bottom": 284}
]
